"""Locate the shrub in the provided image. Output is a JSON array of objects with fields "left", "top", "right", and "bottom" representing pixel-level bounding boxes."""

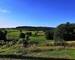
[{"left": 45, "top": 31, "right": 54, "bottom": 40}]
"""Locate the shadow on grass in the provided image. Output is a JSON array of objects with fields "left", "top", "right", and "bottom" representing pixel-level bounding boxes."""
[{"left": 0, "top": 54, "right": 72, "bottom": 60}]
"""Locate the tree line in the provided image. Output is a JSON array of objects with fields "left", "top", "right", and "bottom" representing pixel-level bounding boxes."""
[{"left": 16, "top": 26, "right": 55, "bottom": 31}]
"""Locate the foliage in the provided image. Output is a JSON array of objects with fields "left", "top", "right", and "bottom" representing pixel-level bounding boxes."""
[
  {"left": 54, "top": 22, "right": 75, "bottom": 45},
  {"left": 45, "top": 30, "right": 54, "bottom": 40}
]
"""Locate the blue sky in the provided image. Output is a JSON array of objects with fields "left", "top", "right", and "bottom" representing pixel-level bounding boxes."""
[{"left": 0, "top": 0, "right": 75, "bottom": 28}]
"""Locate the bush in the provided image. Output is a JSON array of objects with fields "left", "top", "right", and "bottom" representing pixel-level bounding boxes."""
[
  {"left": 45, "top": 31, "right": 54, "bottom": 40},
  {"left": 26, "top": 32, "right": 32, "bottom": 36}
]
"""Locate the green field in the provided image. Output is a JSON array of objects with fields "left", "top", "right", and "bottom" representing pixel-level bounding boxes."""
[{"left": 0, "top": 29, "right": 75, "bottom": 59}]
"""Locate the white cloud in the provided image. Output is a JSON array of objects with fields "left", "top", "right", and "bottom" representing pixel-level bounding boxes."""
[{"left": 0, "top": 8, "right": 10, "bottom": 13}]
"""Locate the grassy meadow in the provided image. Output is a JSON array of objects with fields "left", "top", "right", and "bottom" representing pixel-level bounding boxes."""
[{"left": 0, "top": 29, "right": 75, "bottom": 59}]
